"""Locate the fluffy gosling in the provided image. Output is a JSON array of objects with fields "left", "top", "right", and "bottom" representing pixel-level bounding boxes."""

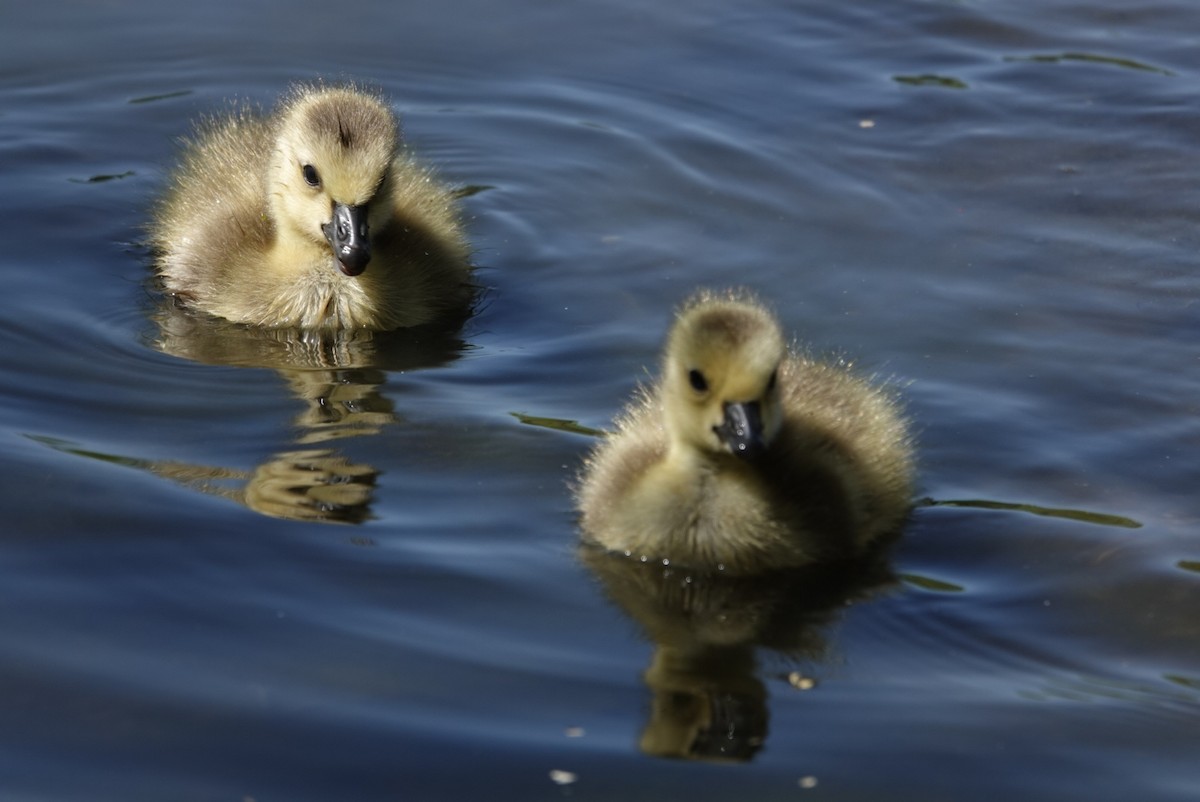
[
  {"left": 576, "top": 290, "right": 914, "bottom": 574},
  {"left": 150, "top": 83, "right": 472, "bottom": 329}
]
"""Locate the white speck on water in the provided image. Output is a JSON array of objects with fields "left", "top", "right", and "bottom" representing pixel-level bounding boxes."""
[
  {"left": 787, "top": 672, "right": 816, "bottom": 690},
  {"left": 549, "top": 770, "right": 577, "bottom": 785}
]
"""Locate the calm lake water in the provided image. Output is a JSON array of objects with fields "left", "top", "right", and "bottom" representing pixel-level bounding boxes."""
[{"left": 2, "top": 0, "right": 1198, "bottom": 799}]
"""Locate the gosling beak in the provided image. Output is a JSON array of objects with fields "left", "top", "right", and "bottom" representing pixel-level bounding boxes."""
[
  {"left": 714, "top": 401, "right": 766, "bottom": 459},
  {"left": 322, "top": 202, "right": 371, "bottom": 277}
]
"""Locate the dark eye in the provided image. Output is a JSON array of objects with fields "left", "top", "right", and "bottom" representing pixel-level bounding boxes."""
[
  {"left": 767, "top": 369, "right": 778, "bottom": 391},
  {"left": 687, "top": 369, "right": 708, "bottom": 393},
  {"left": 302, "top": 164, "right": 320, "bottom": 187}
]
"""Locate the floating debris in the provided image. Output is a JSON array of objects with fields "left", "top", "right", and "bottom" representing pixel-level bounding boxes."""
[
  {"left": 918, "top": 497, "right": 1142, "bottom": 529},
  {"left": 1005, "top": 52, "right": 1173, "bottom": 76},
  {"left": 893, "top": 74, "right": 968, "bottom": 89},
  {"left": 129, "top": 89, "right": 193, "bottom": 104},
  {"left": 69, "top": 171, "right": 135, "bottom": 184},
  {"left": 452, "top": 183, "right": 495, "bottom": 199},
  {"left": 511, "top": 411, "right": 608, "bottom": 438},
  {"left": 899, "top": 573, "right": 965, "bottom": 593}
]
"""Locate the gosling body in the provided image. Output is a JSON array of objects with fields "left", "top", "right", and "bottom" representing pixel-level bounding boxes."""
[
  {"left": 150, "top": 84, "right": 472, "bottom": 330},
  {"left": 577, "top": 291, "right": 914, "bottom": 574}
]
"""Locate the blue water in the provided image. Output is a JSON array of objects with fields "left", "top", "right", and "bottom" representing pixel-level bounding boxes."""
[{"left": 2, "top": 1, "right": 1198, "bottom": 799}]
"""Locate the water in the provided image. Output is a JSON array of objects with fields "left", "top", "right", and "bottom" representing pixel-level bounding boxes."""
[{"left": 2, "top": 0, "right": 1198, "bottom": 799}]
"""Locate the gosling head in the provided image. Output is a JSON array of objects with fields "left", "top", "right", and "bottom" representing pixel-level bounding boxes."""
[
  {"left": 662, "top": 294, "right": 786, "bottom": 460},
  {"left": 268, "top": 86, "right": 399, "bottom": 277}
]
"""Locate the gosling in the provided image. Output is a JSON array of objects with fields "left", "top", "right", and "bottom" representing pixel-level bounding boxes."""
[
  {"left": 576, "top": 290, "right": 914, "bottom": 574},
  {"left": 150, "top": 83, "right": 472, "bottom": 330}
]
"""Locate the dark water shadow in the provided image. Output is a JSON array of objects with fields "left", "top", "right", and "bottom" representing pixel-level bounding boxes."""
[{"left": 149, "top": 301, "right": 469, "bottom": 373}]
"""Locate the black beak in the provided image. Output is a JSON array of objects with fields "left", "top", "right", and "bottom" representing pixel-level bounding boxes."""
[
  {"left": 714, "top": 401, "right": 766, "bottom": 459},
  {"left": 322, "top": 202, "right": 371, "bottom": 276}
]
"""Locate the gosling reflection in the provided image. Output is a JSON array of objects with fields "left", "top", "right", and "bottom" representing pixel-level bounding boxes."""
[
  {"left": 283, "top": 368, "right": 396, "bottom": 445},
  {"left": 153, "top": 300, "right": 468, "bottom": 371},
  {"left": 62, "top": 447, "right": 380, "bottom": 525},
  {"left": 139, "top": 302, "right": 464, "bottom": 523},
  {"left": 243, "top": 449, "right": 378, "bottom": 524},
  {"left": 640, "top": 644, "right": 767, "bottom": 762},
  {"left": 581, "top": 546, "right": 894, "bottom": 762}
]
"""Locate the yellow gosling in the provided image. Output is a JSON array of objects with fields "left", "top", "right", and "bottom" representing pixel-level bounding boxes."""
[
  {"left": 577, "top": 290, "right": 914, "bottom": 574},
  {"left": 150, "top": 83, "right": 472, "bottom": 329}
]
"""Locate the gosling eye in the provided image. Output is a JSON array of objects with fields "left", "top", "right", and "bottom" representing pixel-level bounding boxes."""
[
  {"left": 687, "top": 369, "right": 709, "bottom": 393},
  {"left": 766, "top": 369, "right": 778, "bottom": 392},
  {"left": 302, "top": 164, "right": 321, "bottom": 187}
]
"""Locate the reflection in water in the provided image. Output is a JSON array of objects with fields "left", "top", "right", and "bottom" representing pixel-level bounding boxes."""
[
  {"left": 151, "top": 300, "right": 467, "bottom": 372},
  {"left": 243, "top": 449, "right": 378, "bottom": 524},
  {"left": 581, "top": 545, "right": 895, "bottom": 763},
  {"left": 29, "top": 437, "right": 380, "bottom": 525},
  {"left": 282, "top": 369, "right": 397, "bottom": 445},
  {"left": 85, "top": 302, "right": 468, "bottom": 523}
]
